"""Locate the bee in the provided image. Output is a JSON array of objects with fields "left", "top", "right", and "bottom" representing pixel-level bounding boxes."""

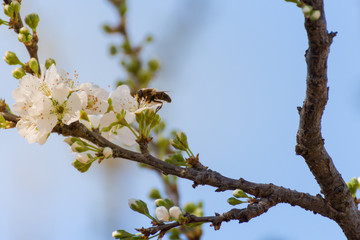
[{"left": 135, "top": 88, "right": 171, "bottom": 111}]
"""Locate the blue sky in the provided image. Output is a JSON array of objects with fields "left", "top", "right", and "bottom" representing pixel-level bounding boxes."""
[{"left": 0, "top": 1, "right": 359, "bottom": 239}]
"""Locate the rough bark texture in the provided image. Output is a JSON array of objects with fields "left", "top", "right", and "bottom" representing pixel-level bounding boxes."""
[
  {"left": 295, "top": 0, "right": 360, "bottom": 238},
  {"left": 1, "top": 0, "right": 360, "bottom": 238}
]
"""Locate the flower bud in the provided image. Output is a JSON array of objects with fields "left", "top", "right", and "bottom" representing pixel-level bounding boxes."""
[
  {"left": 12, "top": 67, "right": 25, "bottom": 79},
  {"left": 184, "top": 202, "right": 196, "bottom": 213},
  {"left": 11, "top": 1, "right": 20, "bottom": 15},
  {"left": 17, "top": 33, "right": 26, "bottom": 43},
  {"left": 103, "top": 147, "right": 113, "bottom": 158},
  {"left": 71, "top": 141, "right": 88, "bottom": 153},
  {"left": 169, "top": 206, "right": 182, "bottom": 219},
  {"left": 19, "top": 27, "right": 30, "bottom": 35},
  {"left": 227, "top": 197, "right": 245, "bottom": 206},
  {"left": 112, "top": 230, "right": 134, "bottom": 239},
  {"left": 155, "top": 206, "right": 170, "bottom": 222},
  {"left": 3, "top": 51, "right": 21, "bottom": 65},
  {"left": 149, "top": 188, "right": 161, "bottom": 200},
  {"left": 4, "top": 5, "right": 14, "bottom": 18},
  {"left": 29, "top": 58, "right": 39, "bottom": 74},
  {"left": 310, "top": 10, "right": 321, "bottom": 21},
  {"left": 25, "top": 13, "right": 40, "bottom": 32},
  {"left": 148, "top": 59, "right": 160, "bottom": 71},
  {"left": 302, "top": 5, "right": 312, "bottom": 15},
  {"left": 155, "top": 198, "right": 166, "bottom": 207},
  {"left": 64, "top": 137, "right": 78, "bottom": 145},
  {"left": 128, "top": 199, "right": 150, "bottom": 215},
  {"left": 26, "top": 34, "right": 32, "bottom": 42},
  {"left": 76, "top": 153, "right": 90, "bottom": 164},
  {"left": 45, "top": 58, "right": 56, "bottom": 69},
  {"left": 233, "top": 189, "right": 248, "bottom": 198}
]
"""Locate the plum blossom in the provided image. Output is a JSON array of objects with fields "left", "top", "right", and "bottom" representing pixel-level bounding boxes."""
[
  {"left": 12, "top": 64, "right": 87, "bottom": 144},
  {"left": 79, "top": 83, "right": 109, "bottom": 115}
]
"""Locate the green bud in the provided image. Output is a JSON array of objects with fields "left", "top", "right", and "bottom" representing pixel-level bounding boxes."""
[
  {"left": 184, "top": 202, "right": 196, "bottom": 213},
  {"left": 3, "top": 51, "right": 21, "bottom": 65},
  {"left": 4, "top": 5, "right": 14, "bottom": 18},
  {"left": 19, "top": 27, "right": 30, "bottom": 35},
  {"left": 26, "top": 34, "right": 32, "bottom": 42},
  {"left": 138, "top": 69, "right": 151, "bottom": 84},
  {"left": 109, "top": 45, "right": 117, "bottom": 55},
  {"left": 12, "top": 67, "right": 25, "bottom": 79},
  {"left": 10, "top": 1, "right": 20, "bottom": 15},
  {"left": 45, "top": 58, "right": 56, "bottom": 69},
  {"left": 145, "top": 35, "right": 153, "bottom": 42},
  {"left": 126, "top": 58, "right": 140, "bottom": 73},
  {"left": 25, "top": 13, "right": 40, "bottom": 32},
  {"left": 227, "top": 197, "right": 245, "bottom": 206},
  {"left": 149, "top": 188, "right": 162, "bottom": 200},
  {"left": 102, "top": 24, "right": 112, "bottom": 33},
  {"left": 112, "top": 230, "right": 134, "bottom": 239},
  {"left": 122, "top": 39, "right": 132, "bottom": 53},
  {"left": 233, "top": 189, "right": 249, "bottom": 198},
  {"left": 148, "top": 59, "right": 160, "bottom": 71},
  {"left": 29, "top": 58, "right": 39, "bottom": 74},
  {"left": 128, "top": 199, "right": 150, "bottom": 215},
  {"left": 118, "top": 1, "right": 127, "bottom": 16},
  {"left": 17, "top": 33, "right": 27, "bottom": 43}
]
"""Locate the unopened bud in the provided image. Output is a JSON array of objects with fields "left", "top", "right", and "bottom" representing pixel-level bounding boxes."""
[
  {"left": 4, "top": 51, "right": 21, "bottom": 65},
  {"left": 169, "top": 206, "right": 182, "bottom": 219},
  {"left": 4, "top": 5, "right": 14, "bottom": 18},
  {"left": 76, "top": 153, "right": 90, "bottom": 164},
  {"left": 302, "top": 5, "right": 312, "bottom": 15},
  {"left": 184, "top": 202, "right": 196, "bottom": 213},
  {"left": 11, "top": 1, "right": 20, "bottom": 15},
  {"left": 12, "top": 67, "right": 25, "bottom": 79},
  {"left": 71, "top": 141, "right": 87, "bottom": 153},
  {"left": 155, "top": 206, "right": 170, "bottom": 222},
  {"left": 233, "top": 189, "right": 248, "bottom": 198},
  {"left": 103, "top": 147, "right": 113, "bottom": 158},
  {"left": 310, "top": 10, "right": 321, "bottom": 21},
  {"left": 29, "top": 58, "right": 39, "bottom": 74},
  {"left": 148, "top": 59, "right": 160, "bottom": 71},
  {"left": 149, "top": 188, "right": 161, "bottom": 200},
  {"left": 45, "top": 58, "right": 56, "bottom": 69},
  {"left": 25, "top": 13, "right": 40, "bottom": 32}
]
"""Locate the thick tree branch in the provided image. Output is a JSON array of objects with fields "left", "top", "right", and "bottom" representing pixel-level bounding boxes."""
[{"left": 295, "top": 0, "right": 360, "bottom": 238}]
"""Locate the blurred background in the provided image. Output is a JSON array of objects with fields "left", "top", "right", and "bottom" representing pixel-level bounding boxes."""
[{"left": 0, "top": 0, "right": 360, "bottom": 239}]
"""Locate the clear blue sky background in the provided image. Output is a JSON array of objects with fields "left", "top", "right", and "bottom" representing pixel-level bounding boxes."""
[{"left": 0, "top": 1, "right": 360, "bottom": 239}]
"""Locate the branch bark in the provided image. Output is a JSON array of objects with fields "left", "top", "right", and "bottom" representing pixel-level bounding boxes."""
[{"left": 295, "top": 0, "right": 360, "bottom": 238}]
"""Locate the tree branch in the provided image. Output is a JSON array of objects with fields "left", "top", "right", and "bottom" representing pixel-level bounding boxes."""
[
  {"left": 295, "top": 0, "right": 360, "bottom": 238},
  {"left": 138, "top": 198, "right": 276, "bottom": 237}
]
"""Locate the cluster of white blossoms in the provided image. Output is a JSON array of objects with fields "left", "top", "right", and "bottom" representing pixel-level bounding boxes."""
[{"left": 12, "top": 64, "right": 159, "bottom": 145}]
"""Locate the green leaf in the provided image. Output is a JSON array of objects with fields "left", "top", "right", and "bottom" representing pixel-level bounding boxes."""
[
  {"left": 227, "top": 197, "right": 246, "bottom": 206},
  {"left": 165, "top": 152, "right": 187, "bottom": 166},
  {"left": 72, "top": 159, "right": 93, "bottom": 173}
]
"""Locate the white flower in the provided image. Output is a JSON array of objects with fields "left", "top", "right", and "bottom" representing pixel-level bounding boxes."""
[
  {"left": 169, "top": 206, "right": 182, "bottom": 219},
  {"left": 79, "top": 83, "right": 109, "bottom": 115},
  {"left": 16, "top": 116, "right": 49, "bottom": 145},
  {"left": 155, "top": 206, "right": 170, "bottom": 222},
  {"left": 103, "top": 147, "right": 113, "bottom": 158},
  {"left": 12, "top": 65, "right": 87, "bottom": 144}
]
